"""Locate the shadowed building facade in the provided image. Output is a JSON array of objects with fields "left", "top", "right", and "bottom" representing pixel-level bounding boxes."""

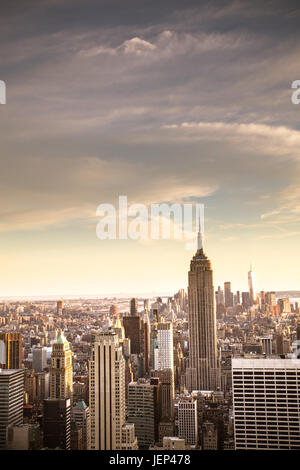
[
  {"left": 43, "top": 398, "right": 71, "bottom": 450},
  {"left": 0, "top": 369, "right": 24, "bottom": 449},
  {"left": 127, "top": 378, "right": 161, "bottom": 449},
  {"left": 123, "top": 313, "right": 150, "bottom": 376}
]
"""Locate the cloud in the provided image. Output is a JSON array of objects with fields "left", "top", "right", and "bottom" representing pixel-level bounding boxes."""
[
  {"left": 0, "top": 206, "right": 95, "bottom": 232},
  {"left": 121, "top": 37, "right": 156, "bottom": 55},
  {"left": 260, "top": 210, "right": 281, "bottom": 219},
  {"left": 257, "top": 231, "right": 300, "bottom": 240},
  {"left": 162, "top": 121, "right": 300, "bottom": 160},
  {"left": 78, "top": 28, "right": 256, "bottom": 61},
  {"left": 1, "top": 1, "right": 300, "bottom": 240}
]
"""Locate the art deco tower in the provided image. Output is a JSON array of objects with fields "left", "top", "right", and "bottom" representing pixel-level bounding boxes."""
[
  {"left": 89, "top": 331, "right": 137, "bottom": 450},
  {"left": 186, "top": 229, "right": 220, "bottom": 391},
  {"left": 50, "top": 331, "right": 73, "bottom": 401}
]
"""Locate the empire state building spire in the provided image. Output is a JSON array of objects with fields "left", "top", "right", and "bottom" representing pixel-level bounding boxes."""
[{"left": 197, "top": 222, "right": 204, "bottom": 252}]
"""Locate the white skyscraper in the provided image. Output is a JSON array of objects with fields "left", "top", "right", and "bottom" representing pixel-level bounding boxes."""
[
  {"left": 178, "top": 396, "right": 198, "bottom": 446},
  {"left": 32, "top": 347, "right": 47, "bottom": 373},
  {"left": 89, "top": 331, "right": 137, "bottom": 450},
  {"left": 232, "top": 358, "right": 300, "bottom": 450},
  {"left": 155, "top": 322, "right": 174, "bottom": 371}
]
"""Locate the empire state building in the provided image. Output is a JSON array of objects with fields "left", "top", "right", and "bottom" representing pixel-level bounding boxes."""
[{"left": 186, "top": 229, "right": 220, "bottom": 392}]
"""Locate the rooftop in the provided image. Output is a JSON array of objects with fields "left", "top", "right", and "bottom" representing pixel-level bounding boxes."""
[
  {"left": 232, "top": 358, "right": 300, "bottom": 369},
  {"left": 74, "top": 400, "right": 87, "bottom": 410},
  {"left": 0, "top": 369, "right": 24, "bottom": 376}
]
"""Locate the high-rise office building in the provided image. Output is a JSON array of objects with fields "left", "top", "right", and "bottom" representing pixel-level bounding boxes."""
[
  {"left": 224, "top": 282, "right": 233, "bottom": 308},
  {"left": 260, "top": 291, "right": 265, "bottom": 307},
  {"left": 32, "top": 346, "right": 47, "bottom": 373},
  {"left": 297, "top": 322, "right": 300, "bottom": 342},
  {"left": 70, "top": 420, "right": 83, "bottom": 450},
  {"left": 178, "top": 396, "right": 198, "bottom": 446},
  {"left": 24, "top": 369, "right": 49, "bottom": 405},
  {"left": 72, "top": 400, "right": 90, "bottom": 450},
  {"left": 123, "top": 312, "right": 150, "bottom": 376},
  {"left": 89, "top": 331, "right": 136, "bottom": 450},
  {"left": 187, "top": 229, "right": 220, "bottom": 391},
  {"left": 36, "top": 370, "right": 50, "bottom": 403},
  {"left": 248, "top": 266, "right": 256, "bottom": 306},
  {"left": 261, "top": 337, "right": 273, "bottom": 356},
  {"left": 127, "top": 378, "right": 161, "bottom": 449},
  {"left": 174, "top": 342, "right": 185, "bottom": 391},
  {"left": 43, "top": 398, "right": 71, "bottom": 450},
  {"left": 242, "top": 291, "right": 251, "bottom": 309},
  {"left": 123, "top": 315, "right": 141, "bottom": 354},
  {"left": 232, "top": 358, "right": 300, "bottom": 449},
  {"left": 151, "top": 369, "right": 174, "bottom": 419},
  {"left": 110, "top": 304, "right": 118, "bottom": 318},
  {"left": 6, "top": 423, "right": 40, "bottom": 450},
  {"left": 140, "top": 312, "right": 151, "bottom": 375},
  {"left": 150, "top": 327, "right": 158, "bottom": 370},
  {"left": 215, "top": 286, "right": 226, "bottom": 317},
  {"left": 155, "top": 322, "right": 174, "bottom": 371},
  {"left": 202, "top": 421, "right": 218, "bottom": 450},
  {"left": 275, "top": 335, "right": 290, "bottom": 356},
  {"left": 130, "top": 298, "right": 138, "bottom": 316},
  {"left": 57, "top": 300, "right": 64, "bottom": 315},
  {"left": 50, "top": 332, "right": 73, "bottom": 401},
  {"left": 121, "top": 423, "right": 138, "bottom": 450},
  {"left": 278, "top": 298, "right": 291, "bottom": 314},
  {"left": 24, "top": 369, "right": 37, "bottom": 404},
  {"left": 177, "top": 289, "right": 186, "bottom": 311},
  {"left": 152, "top": 307, "right": 160, "bottom": 324},
  {"left": 265, "top": 292, "right": 277, "bottom": 307},
  {"left": 0, "top": 332, "right": 22, "bottom": 369},
  {"left": 215, "top": 286, "right": 224, "bottom": 306},
  {"left": 0, "top": 369, "right": 24, "bottom": 449}
]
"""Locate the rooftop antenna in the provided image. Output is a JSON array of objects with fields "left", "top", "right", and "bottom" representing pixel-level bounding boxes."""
[{"left": 197, "top": 205, "right": 205, "bottom": 251}]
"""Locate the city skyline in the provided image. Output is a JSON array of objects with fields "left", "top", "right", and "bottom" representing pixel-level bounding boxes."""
[
  {"left": 0, "top": 257, "right": 299, "bottom": 450},
  {"left": 0, "top": 0, "right": 300, "bottom": 296},
  {"left": 1, "top": 0, "right": 300, "bottom": 455},
  {"left": 0, "top": 222, "right": 296, "bottom": 297},
  {"left": 0, "top": 260, "right": 297, "bottom": 299}
]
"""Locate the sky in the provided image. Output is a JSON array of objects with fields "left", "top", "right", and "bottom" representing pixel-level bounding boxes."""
[{"left": 0, "top": 0, "right": 300, "bottom": 297}]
